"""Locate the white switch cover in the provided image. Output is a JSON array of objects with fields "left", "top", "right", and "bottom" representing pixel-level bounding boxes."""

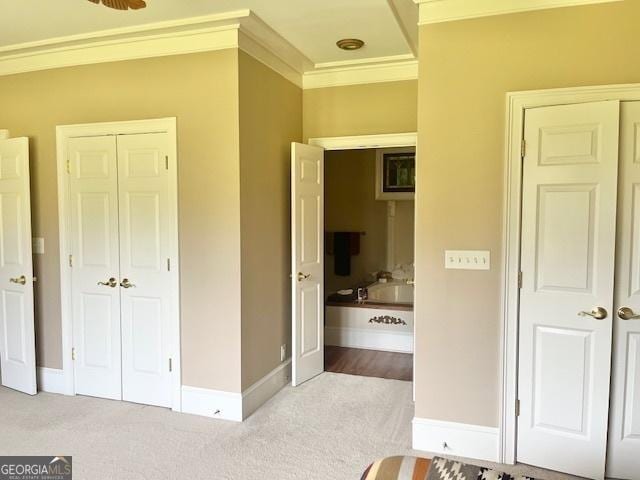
[
  {"left": 32, "top": 237, "right": 45, "bottom": 255},
  {"left": 445, "top": 250, "right": 490, "bottom": 270}
]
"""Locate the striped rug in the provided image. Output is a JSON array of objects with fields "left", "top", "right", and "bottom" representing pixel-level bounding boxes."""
[{"left": 360, "top": 456, "right": 431, "bottom": 480}]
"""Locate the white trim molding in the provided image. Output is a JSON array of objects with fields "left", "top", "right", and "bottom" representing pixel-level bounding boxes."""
[
  {"left": 309, "top": 132, "right": 417, "bottom": 150},
  {"left": 242, "top": 359, "right": 291, "bottom": 419},
  {"left": 412, "top": 417, "right": 499, "bottom": 462},
  {"left": 500, "top": 82, "right": 640, "bottom": 464},
  {"left": 181, "top": 360, "right": 291, "bottom": 422},
  {"left": 181, "top": 385, "right": 243, "bottom": 422},
  {"left": 55, "top": 117, "right": 182, "bottom": 410},
  {"left": 303, "top": 58, "right": 417, "bottom": 90},
  {"left": 36, "top": 367, "right": 67, "bottom": 395},
  {"left": 0, "top": 9, "right": 418, "bottom": 90},
  {"left": 325, "top": 326, "right": 413, "bottom": 353},
  {"left": 415, "top": 0, "right": 623, "bottom": 25}
]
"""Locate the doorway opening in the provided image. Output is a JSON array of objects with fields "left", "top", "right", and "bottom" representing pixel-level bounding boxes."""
[
  {"left": 291, "top": 133, "right": 417, "bottom": 388},
  {"left": 323, "top": 147, "right": 415, "bottom": 382}
]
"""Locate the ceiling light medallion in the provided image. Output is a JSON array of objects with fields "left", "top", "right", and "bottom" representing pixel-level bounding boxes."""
[{"left": 336, "top": 39, "right": 365, "bottom": 51}]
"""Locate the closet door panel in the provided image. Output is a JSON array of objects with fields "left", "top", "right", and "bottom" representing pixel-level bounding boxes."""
[
  {"left": 607, "top": 101, "right": 640, "bottom": 479},
  {"left": 68, "top": 136, "right": 122, "bottom": 400},
  {"left": 117, "top": 133, "right": 172, "bottom": 408},
  {"left": 518, "top": 101, "right": 619, "bottom": 480}
]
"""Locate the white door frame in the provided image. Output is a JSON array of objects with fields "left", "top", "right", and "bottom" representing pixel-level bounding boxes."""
[
  {"left": 308, "top": 132, "right": 418, "bottom": 396},
  {"left": 501, "top": 83, "right": 640, "bottom": 464},
  {"left": 55, "top": 118, "right": 182, "bottom": 412}
]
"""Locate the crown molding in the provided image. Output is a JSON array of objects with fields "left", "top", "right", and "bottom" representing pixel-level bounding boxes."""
[
  {"left": 303, "top": 58, "right": 418, "bottom": 90},
  {"left": 0, "top": 9, "right": 418, "bottom": 90},
  {"left": 415, "top": 0, "right": 623, "bottom": 25}
]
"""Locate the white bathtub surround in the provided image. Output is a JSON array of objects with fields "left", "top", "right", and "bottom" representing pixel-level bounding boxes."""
[
  {"left": 326, "top": 280, "right": 414, "bottom": 353},
  {"left": 367, "top": 280, "right": 413, "bottom": 303}
]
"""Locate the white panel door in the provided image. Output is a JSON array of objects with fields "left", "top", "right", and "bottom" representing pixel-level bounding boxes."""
[
  {"left": 518, "top": 101, "right": 619, "bottom": 480},
  {"left": 69, "top": 136, "right": 122, "bottom": 400},
  {"left": 607, "top": 101, "right": 640, "bottom": 479},
  {"left": 117, "top": 133, "right": 172, "bottom": 408},
  {"left": 291, "top": 142, "right": 324, "bottom": 386},
  {"left": 0, "top": 136, "right": 36, "bottom": 395}
]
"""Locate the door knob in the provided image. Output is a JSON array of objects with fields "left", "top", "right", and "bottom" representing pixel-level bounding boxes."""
[
  {"left": 98, "top": 277, "right": 117, "bottom": 288},
  {"left": 297, "top": 272, "right": 311, "bottom": 282},
  {"left": 120, "top": 278, "right": 136, "bottom": 289},
  {"left": 617, "top": 307, "right": 640, "bottom": 320},
  {"left": 578, "top": 307, "right": 608, "bottom": 320},
  {"left": 9, "top": 275, "right": 26, "bottom": 285}
]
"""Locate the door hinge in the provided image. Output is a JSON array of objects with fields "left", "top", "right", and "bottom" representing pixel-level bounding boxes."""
[
  {"left": 69, "top": 255, "right": 73, "bottom": 268},
  {"left": 71, "top": 348, "right": 76, "bottom": 361},
  {"left": 165, "top": 155, "right": 169, "bottom": 170},
  {"left": 66, "top": 159, "right": 71, "bottom": 174},
  {"left": 167, "top": 258, "right": 171, "bottom": 271},
  {"left": 515, "top": 399, "right": 521, "bottom": 417},
  {"left": 518, "top": 271, "right": 523, "bottom": 289},
  {"left": 169, "top": 358, "right": 172, "bottom": 372},
  {"left": 520, "top": 139, "right": 526, "bottom": 159}
]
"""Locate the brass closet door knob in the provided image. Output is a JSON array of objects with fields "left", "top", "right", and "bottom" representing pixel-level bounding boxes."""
[
  {"left": 617, "top": 307, "right": 640, "bottom": 320},
  {"left": 120, "top": 278, "right": 136, "bottom": 289},
  {"left": 578, "top": 307, "right": 608, "bottom": 320},
  {"left": 98, "top": 277, "right": 117, "bottom": 288},
  {"left": 9, "top": 275, "right": 26, "bottom": 285}
]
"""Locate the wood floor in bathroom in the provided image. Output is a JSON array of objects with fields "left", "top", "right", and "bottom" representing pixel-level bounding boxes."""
[{"left": 324, "top": 346, "right": 413, "bottom": 382}]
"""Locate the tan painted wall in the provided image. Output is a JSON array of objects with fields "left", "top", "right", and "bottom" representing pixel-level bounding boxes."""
[
  {"left": 324, "top": 149, "right": 387, "bottom": 294},
  {"left": 303, "top": 80, "right": 418, "bottom": 140},
  {"left": 238, "top": 52, "right": 302, "bottom": 389},
  {"left": 324, "top": 148, "right": 415, "bottom": 294},
  {"left": 414, "top": 0, "right": 640, "bottom": 427},
  {"left": 0, "top": 50, "right": 243, "bottom": 393}
]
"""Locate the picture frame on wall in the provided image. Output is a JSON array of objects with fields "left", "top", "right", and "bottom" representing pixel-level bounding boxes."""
[{"left": 375, "top": 147, "right": 416, "bottom": 200}]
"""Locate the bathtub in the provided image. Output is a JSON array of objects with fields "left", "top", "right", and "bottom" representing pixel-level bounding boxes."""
[
  {"left": 366, "top": 281, "right": 414, "bottom": 305},
  {"left": 325, "top": 281, "right": 414, "bottom": 353}
]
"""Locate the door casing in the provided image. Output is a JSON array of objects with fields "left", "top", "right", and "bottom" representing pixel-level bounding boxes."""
[
  {"left": 55, "top": 118, "right": 182, "bottom": 412},
  {"left": 303, "top": 133, "right": 418, "bottom": 393},
  {"left": 502, "top": 83, "right": 640, "bottom": 465}
]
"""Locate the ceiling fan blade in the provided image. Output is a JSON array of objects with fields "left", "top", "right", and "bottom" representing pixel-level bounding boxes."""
[
  {"left": 86, "top": 0, "right": 147, "bottom": 10},
  {"left": 102, "top": 0, "right": 129, "bottom": 10},
  {"left": 128, "top": 0, "right": 147, "bottom": 9}
]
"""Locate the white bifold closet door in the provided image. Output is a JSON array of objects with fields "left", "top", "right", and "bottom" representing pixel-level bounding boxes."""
[
  {"left": 69, "top": 136, "right": 122, "bottom": 400},
  {"left": 518, "top": 101, "right": 619, "bottom": 480},
  {"left": 607, "top": 101, "right": 640, "bottom": 479},
  {"left": 69, "top": 133, "right": 172, "bottom": 408},
  {"left": 117, "top": 133, "right": 172, "bottom": 408}
]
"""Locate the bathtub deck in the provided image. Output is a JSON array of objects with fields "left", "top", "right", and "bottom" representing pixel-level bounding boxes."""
[{"left": 324, "top": 346, "right": 413, "bottom": 381}]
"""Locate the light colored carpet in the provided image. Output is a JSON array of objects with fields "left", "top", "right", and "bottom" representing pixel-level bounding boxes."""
[
  {"left": 0, "top": 372, "right": 414, "bottom": 479},
  {"left": 0, "top": 372, "right": 584, "bottom": 480}
]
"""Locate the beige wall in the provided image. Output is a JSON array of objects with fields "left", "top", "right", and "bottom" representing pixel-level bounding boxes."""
[
  {"left": 239, "top": 52, "right": 302, "bottom": 389},
  {"left": 303, "top": 80, "right": 418, "bottom": 140},
  {"left": 324, "top": 149, "right": 387, "bottom": 294},
  {"left": 0, "top": 50, "right": 243, "bottom": 393},
  {"left": 414, "top": 0, "right": 640, "bottom": 427}
]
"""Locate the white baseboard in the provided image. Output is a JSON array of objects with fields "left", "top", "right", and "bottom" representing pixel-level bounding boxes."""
[
  {"left": 412, "top": 417, "right": 499, "bottom": 463},
  {"left": 325, "top": 326, "right": 413, "bottom": 353},
  {"left": 181, "top": 385, "right": 243, "bottom": 422},
  {"left": 180, "top": 360, "right": 291, "bottom": 423},
  {"left": 242, "top": 359, "right": 291, "bottom": 419},
  {"left": 36, "top": 367, "right": 67, "bottom": 395}
]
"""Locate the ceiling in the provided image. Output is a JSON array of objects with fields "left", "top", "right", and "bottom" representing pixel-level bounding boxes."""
[{"left": 0, "top": 0, "right": 417, "bottom": 66}]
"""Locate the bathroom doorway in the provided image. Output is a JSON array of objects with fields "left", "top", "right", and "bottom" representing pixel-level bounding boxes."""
[
  {"left": 290, "top": 133, "right": 417, "bottom": 387},
  {"left": 323, "top": 147, "right": 415, "bottom": 382}
]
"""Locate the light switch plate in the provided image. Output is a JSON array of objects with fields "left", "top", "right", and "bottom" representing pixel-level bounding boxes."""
[
  {"left": 32, "top": 237, "right": 45, "bottom": 255},
  {"left": 445, "top": 250, "right": 490, "bottom": 270}
]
